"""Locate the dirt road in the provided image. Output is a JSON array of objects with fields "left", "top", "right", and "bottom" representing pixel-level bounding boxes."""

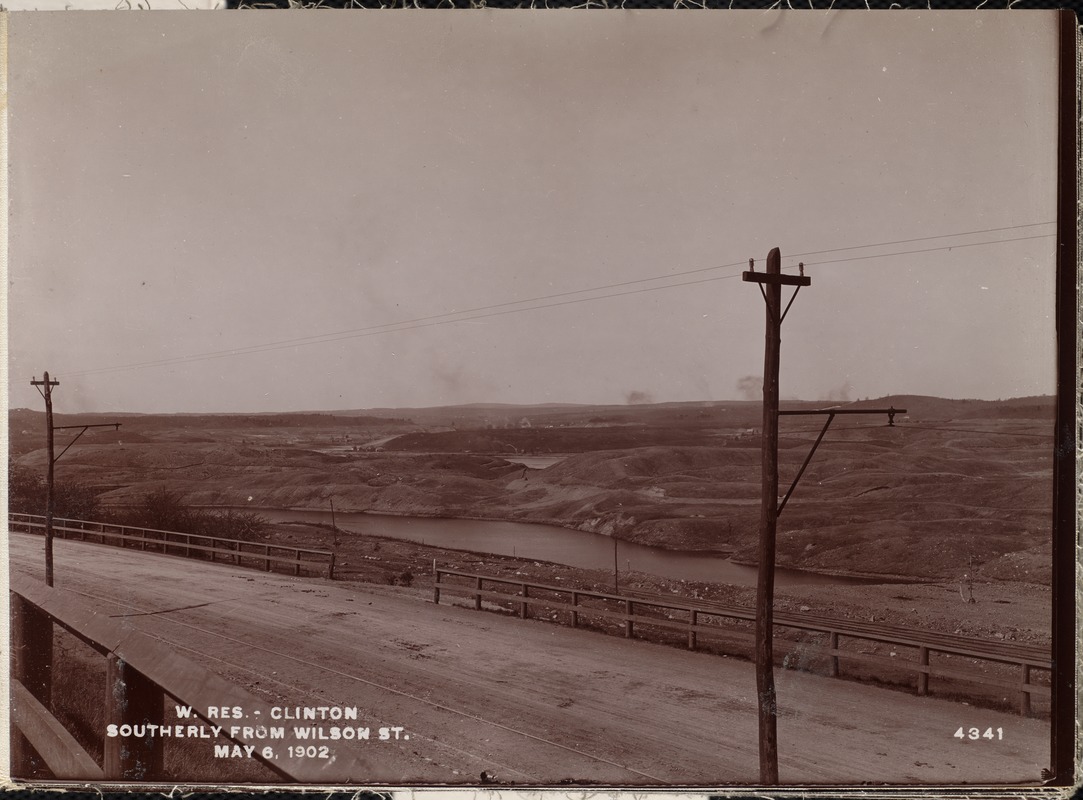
[{"left": 9, "top": 534, "right": 1049, "bottom": 787}]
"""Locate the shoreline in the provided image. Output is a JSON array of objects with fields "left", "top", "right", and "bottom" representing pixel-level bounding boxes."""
[
  {"left": 261, "top": 517, "right": 1051, "bottom": 648},
  {"left": 206, "top": 504, "right": 932, "bottom": 584}
]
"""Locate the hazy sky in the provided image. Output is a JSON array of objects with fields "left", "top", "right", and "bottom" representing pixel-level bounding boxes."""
[{"left": 6, "top": 11, "right": 1061, "bottom": 413}]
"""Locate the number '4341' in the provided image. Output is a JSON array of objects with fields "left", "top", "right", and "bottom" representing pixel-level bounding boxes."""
[{"left": 955, "top": 727, "right": 1003, "bottom": 740}]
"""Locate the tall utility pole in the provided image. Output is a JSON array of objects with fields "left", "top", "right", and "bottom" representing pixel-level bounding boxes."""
[
  {"left": 743, "top": 248, "right": 808, "bottom": 783},
  {"left": 30, "top": 373, "right": 59, "bottom": 587},
  {"left": 743, "top": 252, "right": 905, "bottom": 784},
  {"left": 30, "top": 372, "right": 120, "bottom": 588}
]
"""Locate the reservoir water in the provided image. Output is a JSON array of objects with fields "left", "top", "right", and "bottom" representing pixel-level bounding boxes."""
[
  {"left": 242, "top": 507, "right": 873, "bottom": 587},
  {"left": 502, "top": 455, "right": 567, "bottom": 469}
]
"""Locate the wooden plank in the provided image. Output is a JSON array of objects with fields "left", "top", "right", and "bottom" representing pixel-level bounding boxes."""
[
  {"left": 12, "top": 679, "right": 105, "bottom": 780},
  {"left": 438, "top": 584, "right": 752, "bottom": 640},
  {"left": 445, "top": 579, "right": 1049, "bottom": 700},
  {"left": 434, "top": 569, "right": 1051, "bottom": 672},
  {"left": 12, "top": 594, "right": 53, "bottom": 704},
  {"left": 104, "top": 654, "right": 166, "bottom": 780},
  {"left": 17, "top": 525, "right": 329, "bottom": 572},
  {"left": 796, "top": 644, "right": 1052, "bottom": 695},
  {"left": 436, "top": 569, "right": 640, "bottom": 604},
  {"left": 17, "top": 514, "right": 331, "bottom": 557},
  {"left": 742, "top": 270, "right": 811, "bottom": 286},
  {"left": 11, "top": 579, "right": 368, "bottom": 784},
  {"left": 437, "top": 581, "right": 707, "bottom": 619}
]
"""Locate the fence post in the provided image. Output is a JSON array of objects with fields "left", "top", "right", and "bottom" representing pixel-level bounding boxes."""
[
  {"left": 1020, "top": 663, "right": 1031, "bottom": 716},
  {"left": 625, "top": 600, "right": 634, "bottom": 638},
  {"left": 104, "top": 655, "right": 165, "bottom": 780},
  {"left": 474, "top": 576, "right": 482, "bottom": 611},
  {"left": 12, "top": 594, "right": 52, "bottom": 707},
  {"left": 688, "top": 609, "right": 698, "bottom": 650},
  {"left": 10, "top": 592, "right": 52, "bottom": 775},
  {"left": 329, "top": 552, "right": 336, "bottom": 581},
  {"left": 520, "top": 585, "right": 529, "bottom": 619},
  {"left": 917, "top": 646, "right": 929, "bottom": 696},
  {"left": 433, "top": 570, "right": 441, "bottom": 604},
  {"left": 828, "top": 631, "right": 840, "bottom": 678},
  {"left": 571, "top": 592, "right": 579, "bottom": 628},
  {"left": 294, "top": 550, "right": 301, "bottom": 576}
]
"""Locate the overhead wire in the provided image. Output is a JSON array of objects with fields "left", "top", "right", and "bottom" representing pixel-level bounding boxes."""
[
  {"left": 799, "top": 233, "right": 1053, "bottom": 269},
  {"left": 781, "top": 421, "right": 1051, "bottom": 439},
  {"left": 893, "top": 423, "right": 1051, "bottom": 439},
  {"left": 785, "top": 221, "right": 1053, "bottom": 260},
  {"left": 61, "top": 223, "right": 1057, "bottom": 380}
]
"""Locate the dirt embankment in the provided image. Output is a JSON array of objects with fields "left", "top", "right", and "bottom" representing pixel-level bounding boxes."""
[{"left": 13, "top": 404, "right": 1054, "bottom": 585}]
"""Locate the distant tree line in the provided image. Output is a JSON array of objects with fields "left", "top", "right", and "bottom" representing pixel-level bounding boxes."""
[{"left": 8, "top": 462, "right": 267, "bottom": 543}]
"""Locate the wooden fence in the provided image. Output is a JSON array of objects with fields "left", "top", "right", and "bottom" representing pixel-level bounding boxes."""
[
  {"left": 9, "top": 512, "right": 335, "bottom": 580},
  {"left": 433, "top": 567, "right": 1051, "bottom": 715},
  {"left": 9, "top": 574, "right": 363, "bottom": 783}
]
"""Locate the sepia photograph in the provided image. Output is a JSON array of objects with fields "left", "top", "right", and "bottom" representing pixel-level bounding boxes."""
[{"left": 3, "top": 7, "right": 1077, "bottom": 791}]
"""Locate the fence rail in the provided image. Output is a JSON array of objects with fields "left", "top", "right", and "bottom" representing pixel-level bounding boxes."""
[
  {"left": 433, "top": 567, "right": 1051, "bottom": 715},
  {"left": 9, "top": 512, "right": 335, "bottom": 580},
  {"left": 9, "top": 574, "right": 362, "bottom": 783}
]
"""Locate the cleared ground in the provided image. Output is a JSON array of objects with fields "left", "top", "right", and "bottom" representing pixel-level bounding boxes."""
[
  {"left": 9, "top": 534, "right": 1050, "bottom": 787},
  {"left": 11, "top": 395, "right": 1054, "bottom": 583}
]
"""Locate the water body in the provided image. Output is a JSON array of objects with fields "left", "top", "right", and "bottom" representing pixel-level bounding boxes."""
[
  {"left": 501, "top": 455, "right": 566, "bottom": 469},
  {"left": 242, "top": 507, "right": 873, "bottom": 587}
]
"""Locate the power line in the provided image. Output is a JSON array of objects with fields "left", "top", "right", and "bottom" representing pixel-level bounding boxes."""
[
  {"left": 801, "top": 233, "right": 1053, "bottom": 269},
  {"left": 894, "top": 423, "right": 1051, "bottom": 439},
  {"left": 786, "top": 220, "right": 1053, "bottom": 262},
  {"left": 65, "top": 271, "right": 755, "bottom": 376},
  {"left": 62, "top": 225, "right": 1057, "bottom": 380},
  {"left": 783, "top": 421, "right": 1050, "bottom": 439}
]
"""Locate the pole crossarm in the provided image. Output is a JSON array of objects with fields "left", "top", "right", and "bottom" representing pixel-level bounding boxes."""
[
  {"left": 52, "top": 423, "right": 123, "bottom": 430},
  {"left": 52, "top": 423, "right": 122, "bottom": 465},
  {"left": 776, "top": 406, "right": 907, "bottom": 516},
  {"left": 31, "top": 377, "right": 59, "bottom": 401},
  {"left": 742, "top": 271, "right": 811, "bottom": 287},
  {"left": 779, "top": 406, "right": 906, "bottom": 418},
  {"left": 744, "top": 271, "right": 809, "bottom": 326}
]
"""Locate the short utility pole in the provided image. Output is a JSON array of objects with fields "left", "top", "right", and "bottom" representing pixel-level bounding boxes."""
[
  {"left": 31, "top": 372, "right": 120, "bottom": 587},
  {"left": 743, "top": 251, "right": 904, "bottom": 784}
]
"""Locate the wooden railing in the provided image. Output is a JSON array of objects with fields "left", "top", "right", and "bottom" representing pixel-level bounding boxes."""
[
  {"left": 433, "top": 567, "right": 1052, "bottom": 715},
  {"left": 9, "top": 574, "right": 363, "bottom": 782},
  {"left": 9, "top": 512, "right": 335, "bottom": 580}
]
